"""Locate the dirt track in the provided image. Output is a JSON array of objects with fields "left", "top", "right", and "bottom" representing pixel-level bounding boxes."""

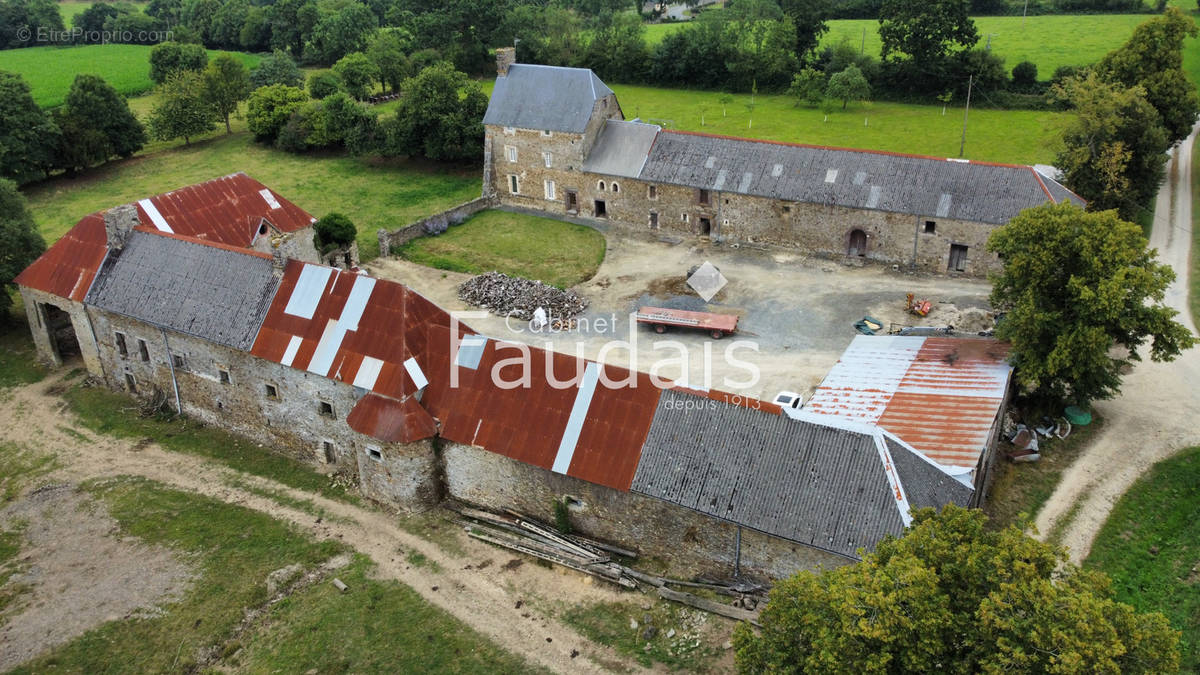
[
  {"left": 0, "top": 376, "right": 652, "bottom": 673},
  {"left": 1034, "top": 123, "right": 1200, "bottom": 562}
]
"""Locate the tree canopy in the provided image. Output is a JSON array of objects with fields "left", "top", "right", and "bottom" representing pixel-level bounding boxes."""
[
  {"left": 826, "top": 64, "right": 870, "bottom": 108},
  {"left": 56, "top": 74, "right": 146, "bottom": 171},
  {"left": 734, "top": 505, "right": 1181, "bottom": 674},
  {"left": 0, "top": 179, "right": 46, "bottom": 316},
  {"left": 878, "top": 0, "right": 978, "bottom": 93},
  {"left": 333, "top": 52, "right": 379, "bottom": 100},
  {"left": 988, "top": 202, "right": 1194, "bottom": 407},
  {"left": 0, "top": 71, "right": 58, "bottom": 185},
  {"left": 149, "top": 70, "right": 217, "bottom": 145},
  {"left": 149, "top": 42, "right": 209, "bottom": 84},
  {"left": 203, "top": 54, "right": 251, "bottom": 134},
  {"left": 250, "top": 49, "right": 304, "bottom": 89},
  {"left": 246, "top": 84, "right": 308, "bottom": 142},
  {"left": 313, "top": 212, "right": 357, "bottom": 253},
  {"left": 382, "top": 62, "right": 486, "bottom": 161}
]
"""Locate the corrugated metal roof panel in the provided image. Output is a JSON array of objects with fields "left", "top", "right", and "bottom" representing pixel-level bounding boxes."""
[
  {"left": 805, "top": 336, "right": 1012, "bottom": 469},
  {"left": 346, "top": 393, "right": 437, "bottom": 444},
  {"left": 14, "top": 213, "right": 108, "bottom": 302}
]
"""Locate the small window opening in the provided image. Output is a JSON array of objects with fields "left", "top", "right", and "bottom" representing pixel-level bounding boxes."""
[
  {"left": 219, "top": 369, "right": 230, "bottom": 384},
  {"left": 265, "top": 383, "right": 278, "bottom": 399},
  {"left": 782, "top": 205, "right": 791, "bottom": 213},
  {"left": 321, "top": 440, "right": 335, "bottom": 464},
  {"left": 137, "top": 338, "right": 149, "bottom": 362},
  {"left": 259, "top": 223, "right": 268, "bottom": 235},
  {"left": 367, "top": 446, "right": 382, "bottom": 462},
  {"left": 319, "top": 400, "right": 334, "bottom": 418},
  {"left": 649, "top": 212, "right": 659, "bottom": 229},
  {"left": 598, "top": 180, "right": 606, "bottom": 191},
  {"left": 508, "top": 175, "right": 519, "bottom": 194},
  {"left": 648, "top": 185, "right": 657, "bottom": 199},
  {"left": 611, "top": 182, "right": 619, "bottom": 193},
  {"left": 124, "top": 373, "right": 136, "bottom": 393},
  {"left": 115, "top": 332, "right": 128, "bottom": 358},
  {"left": 698, "top": 189, "right": 710, "bottom": 205},
  {"left": 924, "top": 220, "right": 936, "bottom": 234},
  {"left": 172, "top": 354, "right": 185, "bottom": 370}
]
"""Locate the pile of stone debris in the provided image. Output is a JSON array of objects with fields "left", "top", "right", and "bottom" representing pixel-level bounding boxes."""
[{"left": 458, "top": 271, "right": 589, "bottom": 320}]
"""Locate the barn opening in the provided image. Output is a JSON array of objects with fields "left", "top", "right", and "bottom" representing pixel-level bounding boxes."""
[
  {"left": 698, "top": 217, "right": 712, "bottom": 236},
  {"left": 41, "top": 303, "right": 80, "bottom": 360},
  {"left": 848, "top": 229, "right": 867, "bottom": 257},
  {"left": 949, "top": 244, "right": 969, "bottom": 272},
  {"left": 565, "top": 190, "right": 578, "bottom": 213},
  {"left": 594, "top": 199, "right": 607, "bottom": 218}
]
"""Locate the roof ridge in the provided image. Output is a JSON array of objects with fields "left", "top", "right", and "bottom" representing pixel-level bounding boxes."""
[
  {"left": 134, "top": 226, "right": 274, "bottom": 260},
  {"left": 1027, "top": 165, "right": 1055, "bottom": 202},
  {"left": 660, "top": 128, "right": 1032, "bottom": 170}
]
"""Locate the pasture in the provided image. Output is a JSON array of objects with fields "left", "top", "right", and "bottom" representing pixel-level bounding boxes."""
[
  {"left": 644, "top": 14, "right": 1156, "bottom": 77},
  {"left": 0, "top": 44, "right": 260, "bottom": 107}
]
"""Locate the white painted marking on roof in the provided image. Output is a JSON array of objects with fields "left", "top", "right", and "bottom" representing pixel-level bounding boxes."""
[
  {"left": 738, "top": 172, "right": 753, "bottom": 193},
  {"left": 713, "top": 169, "right": 728, "bottom": 191},
  {"left": 874, "top": 434, "right": 913, "bottom": 527},
  {"left": 947, "top": 158, "right": 970, "bottom": 163},
  {"left": 551, "top": 362, "right": 601, "bottom": 475},
  {"left": 824, "top": 169, "right": 838, "bottom": 184},
  {"left": 307, "top": 319, "right": 346, "bottom": 376},
  {"left": 853, "top": 171, "right": 867, "bottom": 185},
  {"left": 866, "top": 185, "right": 882, "bottom": 209},
  {"left": 936, "top": 193, "right": 952, "bottom": 218},
  {"left": 404, "top": 357, "right": 428, "bottom": 391},
  {"left": 705, "top": 155, "right": 717, "bottom": 169},
  {"left": 280, "top": 335, "right": 303, "bottom": 367},
  {"left": 454, "top": 335, "right": 488, "bottom": 370},
  {"left": 137, "top": 199, "right": 173, "bottom": 233},
  {"left": 353, "top": 356, "right": 384, "bottom": 390},
  {"left": 771, "top": 163, "right": 783, "bottom": 177},
  {"left": 259, "top": 188, "right": 281, "bottom": 210},
  {"left": 284, "top": 265, "right": 332, "bottom": 319},
  {"left": 337, "top": 275, "right": 376, "bottom": 332}
]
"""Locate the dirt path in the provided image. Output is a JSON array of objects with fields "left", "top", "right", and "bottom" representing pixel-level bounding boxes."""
[
  {"left": 0, "top": 377, "right": 652, "bottom": 674},
  {"left": 1034, "top": 123, "right": 1200, "bottom": 562}
]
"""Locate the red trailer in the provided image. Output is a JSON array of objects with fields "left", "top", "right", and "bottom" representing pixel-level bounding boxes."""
[{"left": 636, "top": 306, "right": 739, "bottom": 339}]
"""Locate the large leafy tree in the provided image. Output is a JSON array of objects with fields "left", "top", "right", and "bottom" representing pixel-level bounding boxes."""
[
  {"left": 1097, "top": 8, "right": 1199, "bottom": 145},
  {"left": 1054, "top": 73, "right": 1168, "bottom": 220},
  {"left": 149, "top": 71, "right": 217, "bottom": 145},
  {"left": 878, "top": 0, "right": 978, "bottom": 93},
  {"left": 250, "top": 49, "right": 304, "bottom": 89},
  {"left": 307, "top": 2, "right": 378, "bottom": 64},
  {"left": 202, "top": 54, "right": 250, "bottom": 134},
  {"left": 724, "top": 0, "right": 798, "bottom": 91},
  {"left": 988, "top": 202, "right": 1194, "bottom": 407},
  {"left": 0, "top": 179, "right": 46, "bottom": 316},
  {"left": 57, "top": 74, "right": 146, "bottom": 167},
  {"left": 0, "top": 71, "right": 59, "bottom": 185},
  {"left": 580, "top": 11, "right": 651, "bottom": 84},
  {"left": 208, "top": 0, "right": 249, "bottom": 50},
  {"left": 149, "top": 41, "right": 208, "bottom": 84},
  {"left": 0, "top": 0, "right": 64, "bottom": 49},
  {"left": 246, "top": 84, "right": 308, "bottom": 142},
  {"left": 826, "top": 64, "right": 870, "bottom": 108},
  {"left": 779, "top": 0, "right": 831, "bottom": 62},
  {"left": 383, "top": 62, "right": 486, "bottom": 161},
  {"left": 366, "top": 29, "right": 411, "bottom": 93},
  {"left": 734, "top": 505, "right": 1180, "bottom": 674},
  {"left": 332, "top": 52, "right": 379, "bottom": 101}
]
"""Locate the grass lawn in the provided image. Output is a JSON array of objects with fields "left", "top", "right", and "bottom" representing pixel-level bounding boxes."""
[
  {"left": 1085, "top": 446, "right": 1200, "bottom": 672},
  {"left": 0, "top": 302, "right": 48, "bottom": 389},
  {"left": 0, "top": 44, "right": 260, "bottom": 108},
  {"left": 397, "top": 209, "right": 607, "bottom": 287},
  {"left": 1191, "top": 123, "right": 1200, "bottom": 327},
  {"left": 8, "top": 476, "right": 535, "bottom": 673},
  {"left": 982, "top": 416, "right": 1105, "bottom": 531},
  {"left": 57, "top": 0, "right": 149, "bottom": 24},
  {"left": 63, "top": 381, "right": 362, "bottom": 505},
  {"left": 22, "top": 131, "right": 480, "bottom": 260},
  {"left": 562, "top": 600, "right": 723, "bottom": 671}
]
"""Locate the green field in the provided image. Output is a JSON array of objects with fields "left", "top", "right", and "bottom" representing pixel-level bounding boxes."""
[
  {"left": 0, "top": 44, "right": 260, "bottom": 107},
  {"left": 21, "top": 132, "right": 479, "bottom": 259},
  {"left": 1086, "top": 446, "right": 1200, "bottom": 671},
  {"left": 397, "top": 209, "right": 607, "bottom": 287},
  {"left": 56, "top": 0, "right": 149, "bottom": 24},
  {"left": 645, "top": 14, "right": 1155, "bottom": 77}
]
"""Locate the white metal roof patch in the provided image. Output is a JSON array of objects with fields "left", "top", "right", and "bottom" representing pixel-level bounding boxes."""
[
  {"left": 284, "top": 265, "right": 332, "bottom": 319},
  {"left": 738, "top": 172, "right": 754, "bottom": 193},
  {"left": 771, "top": 163, "right": 784, "bottom": 177},
  {"left": 936, "top": 193, "right": 952, "bottom": 218},
  {"left": 280, "top": 335, "right": 303, "bottom": 367},
  {"left": 353, "top": 356, "right": 384, "bottom": 390},
  {"left": 137, "top": 199, "right": 173, "bottom": 233},
  {"left": 337, "top": 275, "right": 376, "bottom": 332},
  {"left": 454, "top": 335, "right": 488, "bottom": 370},
  {"left": 551, "top": 362, "right": 601, "bottom": 475},
  {"left": 404, "top": 357, "right": 428, "bottom": 391},
  {"left": 824, "top": 169, "right": 838, "bottom": 184},
  {"left": 307, "top": 319, "right": 347, "bottom": 376},
  {"left": 259, "top": 188, "right": 281, "bottom": 210},
  {"left": 866, "top": 185, "right": 882, "bottom": 209},
  {"left": 713, "top": 169, "right": 728, "bottom": 191}
]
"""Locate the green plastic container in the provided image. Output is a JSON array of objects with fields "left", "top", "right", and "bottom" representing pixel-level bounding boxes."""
[{"left": 1064, "top": 405, "right": 1092, "bottom": 426}]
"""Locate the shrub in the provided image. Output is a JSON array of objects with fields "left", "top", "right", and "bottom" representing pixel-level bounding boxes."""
[
  {"left": 307, "top": 71, "right": 342, "bottom": 99},
  {"left": 313, "top": 212, "right": 357, "bottom": 253},
  {"left": 246, "top": 84, "right": 307, "bottom": 143},
  {"left": 1012, "top": 60, "right": 1038, "bottom": 89}
]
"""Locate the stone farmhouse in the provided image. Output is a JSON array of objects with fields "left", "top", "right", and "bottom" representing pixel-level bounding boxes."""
[
  {"left": 482, "top": 48, "right": 1083, "bottom": 276},
  {"left": 17, "top": 175, "right": 1013, "bottom": 579}
]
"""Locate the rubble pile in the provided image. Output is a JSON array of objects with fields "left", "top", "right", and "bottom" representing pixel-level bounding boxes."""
[{"left": 458, "top": 271, "right": 589, "bottom": 320}]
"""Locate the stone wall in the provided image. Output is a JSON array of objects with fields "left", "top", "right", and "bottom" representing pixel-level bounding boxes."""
[
  {"left": 82, "top": 308, "right": 439, "bottom": 508},
  {"left": 19, "top": 287, "right": 104, "bottom": 373},
  {"left": 442, "top": 442, "right": 849, "bottom": 580},
  {"left": 377, "top": 196, "right": 496, "bottom": 257},
  {"left": 250, "top": 225, "right": 321, "bottom": 266}
]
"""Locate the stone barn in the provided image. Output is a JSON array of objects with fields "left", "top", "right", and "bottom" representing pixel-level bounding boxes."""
[{"left": 482, "top": 48, "right": 1084, "bottom": 276}]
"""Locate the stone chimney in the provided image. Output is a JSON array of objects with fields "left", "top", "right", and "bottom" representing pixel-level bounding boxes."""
[
  {"left": 271, "top": 245, "right": 287, "bottom": 278},
  {"left": 496, "top": 47, "right": 516, "bottom": 77},
  {"left": 103, "top": 204, "right": 140, "bottom": 251}
]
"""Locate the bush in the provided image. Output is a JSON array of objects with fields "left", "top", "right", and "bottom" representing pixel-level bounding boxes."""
[
  {"left": 149, "top": 41, "right": 208, "bottom": 84},
  {"left": 250, "top": 50, "right": 303, "bottom": 89},
  {"left": 307, "top": 71, "right": 342, "bottom": 100},
  {"left": 312, "top": 212, "right": 357, "bottom": 253},
  {"left": 1012, "top": 60, "right": 1038, "bottom": 89},
  {"left": 246, "top": 84, "right": 307, "bottom": 143}
]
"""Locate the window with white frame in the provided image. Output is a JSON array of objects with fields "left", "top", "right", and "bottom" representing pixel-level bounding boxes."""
[
  {"left": 542, "top": 151, "right": 552, "bottom": 168},
  {"left": 508, "top": 175, "right": 519, "bottom": 194},
  {"left": 682, "top": 213, "right": 690, "bottom": 223},
  {"left": 544, "top": 179, "right": 556, "bottom": 200},
  {"left": 541, "top": 129, "right": 552, "bottom": 137},
  {"left": 505, "top": 145, "right": 518, "bottom": 162},
  {"left": 503, "top": 126, "right": 515, "bottom": 135},
  {"left": 597, "top": 180, "right": 606, "bottom": 191},
  {"left": 611, "top": 182, "right": 620, "bottom": 193}
]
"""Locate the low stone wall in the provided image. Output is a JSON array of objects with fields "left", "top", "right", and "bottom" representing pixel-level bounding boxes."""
[{"left": 377, "top": 196, "right": 496, "bottom": 256}]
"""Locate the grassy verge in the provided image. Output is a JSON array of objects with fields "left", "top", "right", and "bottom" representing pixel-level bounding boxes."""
[
  {"left": 982, "top": 415, "right": 1105, "bottom": 531},
  {"left": 0, "top": 442, "right": 58, "bottom": 505},
  {"left": 1191, "top": 126, "right": 1200, "bottom": 327},
  {"left": 22, "top": 131, "right": 480, "bottom": 260},
  {"left": 1085, "top": 446, "right": 1200, "bottom": 672},
  {"left": 397, "top": 209, "right": 607, "bottom": 287},
  {"left": 0, "top": 44, "right": 260, "bottom": 108},
  {"left": 0, "top": 304, "right": 47, "bottom": 389},
  {"left": 563, "top": 599, "right": 723, "bottom": 671},
  {"left": 62, "top": 382, "right": 361, "bottom": 505}
]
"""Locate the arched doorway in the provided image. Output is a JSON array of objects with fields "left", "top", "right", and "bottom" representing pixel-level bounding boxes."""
[{"left": 847, "top": 229, "right": 867, "bottom": 257}]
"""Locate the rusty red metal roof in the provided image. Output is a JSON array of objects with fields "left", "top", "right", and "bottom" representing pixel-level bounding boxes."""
[
  {"left": 804, "top": 336, "right": 1012, "bottom": 469},
  {"left": 133, "top": 172, "right": 315, "bottom": 246},
  {"left": 347, "top": 393, "right": 438, "bottom": 443},
  {"left": 14, "top": 213, "right": 107, "bottom": 302}
]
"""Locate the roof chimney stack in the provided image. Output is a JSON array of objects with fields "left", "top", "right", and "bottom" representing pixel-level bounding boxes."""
[
  {"left": 103, "top": 204, "right": 139, "bottom": 251},
  {"left": 496, "top": 47, "right": 516, "bottom": 77}
]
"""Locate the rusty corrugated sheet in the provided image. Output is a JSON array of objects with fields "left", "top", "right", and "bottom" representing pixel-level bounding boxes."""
[
  {"left": 346, "top": 393, "right": 437, "bottom": 443},
  {"left": 14, "top": 213, "right": 107, "bottom": 302},
  {"left": 805, "top": 335, "right": 1011, "bottom": 469},
  {"left": 136, "top": 172, "right": 315, "bottom": 246}
]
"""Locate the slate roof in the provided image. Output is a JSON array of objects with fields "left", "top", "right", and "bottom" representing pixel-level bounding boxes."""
[
  {"left": 630, "top": 390, "right": 966, "bottom": 558},
  {"left": 639, "top": 130, "right": 1075, "bottom": 225},
  {"left": 85, "top": 230, "right": 279, "bottom": 351},
  {"left": 581, "top": 120, "right": 660, "bottom": 178},
  {"left": 483, "top": 64, "right": 615, "bottom": 133}
]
